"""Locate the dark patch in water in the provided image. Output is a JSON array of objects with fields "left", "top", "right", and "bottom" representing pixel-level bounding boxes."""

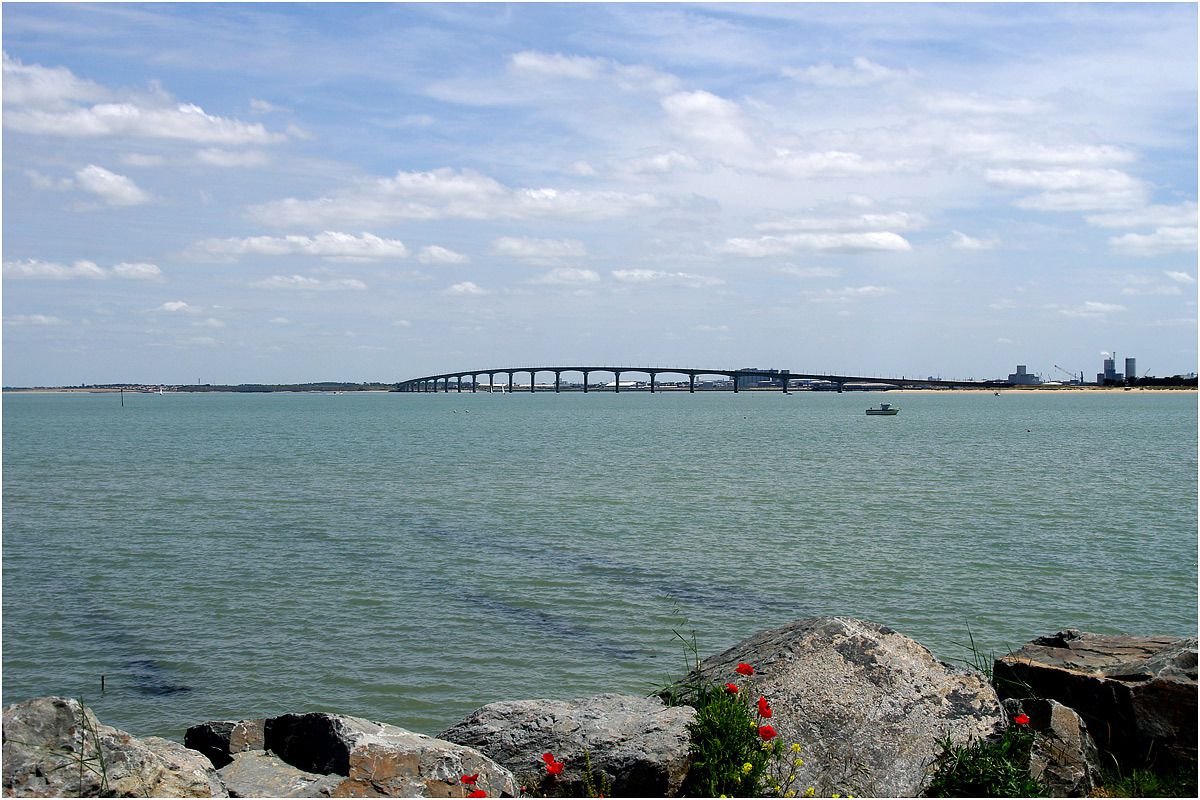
[
  {"left": 459, "top": 591, "right": 643, "bottom": 661},
  {"left": 125, "top": 659, "right": 192, "bottom": 696}
]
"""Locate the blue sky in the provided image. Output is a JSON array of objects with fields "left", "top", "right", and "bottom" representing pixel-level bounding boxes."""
[{"left": 3, "top": 2, "right": 1196, "bottom": 385}]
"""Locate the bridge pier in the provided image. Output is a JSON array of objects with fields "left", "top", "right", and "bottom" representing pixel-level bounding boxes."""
[
  {"left": 732, "top": 374, "right": 739, "bottom": 393},
  {"left": 554, "top": 371, "right": 561, "bottom": 393},
  {"left": 582, "top": 370, "right": 589, "bottom": 393},
  {"left": 456, "top": 376, "right": 463, "bottom": 393},
  {"left": 443, "top": 378, "right": 449, "bottom": 393},
  {"left": 487, "top": 372, "right": 494, "bottom": 393},
  {"left": 529, "top": 370, "right": 536, "bottom": 393},
  {"left": 689, "top": 374, "right": 695, "bottom": 393},
  {"left": 508, "top": 372, "right": 514, "bottom": 393},
  {"left": 614, "top": 370, "right": 621, "bottom": 393},
  {"left": 471, "top": 374, "right": 477, "bottom": 393},
  {"left": 649, "top": 372, "right": 656, "bottom": 393}
]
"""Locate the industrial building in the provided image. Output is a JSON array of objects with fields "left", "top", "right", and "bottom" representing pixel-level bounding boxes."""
[{"left": 1007, "top": 365, "right": 1042, "bottom": 386}]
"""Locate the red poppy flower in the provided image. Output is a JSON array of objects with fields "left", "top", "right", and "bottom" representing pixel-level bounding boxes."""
[
  {"left": 467, "top": 791, "right": 487, "bottom": 798},
  {"left": 542, "top": 753, "right": 556, "bottom": 764},
  {"left": 1014, "top": 713, "right": 1030, "bottom": 725},
  {"left": 735, "top": 663, "right": 755, "bottom": 676},
  {"left": 461, "top": 774, "right": 479, "bottom": 786},
  {"left": 725, "top": 683, "right": 739, "bottom": 694},
  {"left": 546, "top": 760, "right": 564, "bottom": 776},
  {"left": 758, "top": 724, "right": 777, "bottom": 741},
  {"left": 757, "top": 696, "right": 772, "bottom": 718}
]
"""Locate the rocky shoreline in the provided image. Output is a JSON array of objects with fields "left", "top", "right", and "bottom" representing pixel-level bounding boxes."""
[{"left": 4, "top": 617, "right": 1195, "bottom": 798}]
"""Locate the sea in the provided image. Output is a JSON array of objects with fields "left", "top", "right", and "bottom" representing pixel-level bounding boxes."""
[{"left": 2, "top": 389, "right": 1196, "bottom": 741}]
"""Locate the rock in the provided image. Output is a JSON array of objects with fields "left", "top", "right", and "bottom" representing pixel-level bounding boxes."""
[
  {"left": 185, "top": 720, "right": 267, "bottom": 769},
  {"left": 680, "top": 617, "right": 1005, "bottom": 798},
  {"left": 218, "top": 751, "right": 342, "bottom": 798},
  {"left": 264, "top": 712, "right": 517, "bottom": 797},
  {"left": 439, "top": 694, "right": 695, "bottom": 797},
  {"left": 993, "top": 630, "right": 1198, "bottom": 771},
  {"left": 2, "top": 696, "right": 227, "bottom": 797},
  {"left": 1002, "top": 697, "right": 1102, "bottom": 796}
]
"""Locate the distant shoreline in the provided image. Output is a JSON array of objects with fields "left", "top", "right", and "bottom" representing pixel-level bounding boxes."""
[{"left": 4, "top": 386, "right": 1195, "bottom": 395}]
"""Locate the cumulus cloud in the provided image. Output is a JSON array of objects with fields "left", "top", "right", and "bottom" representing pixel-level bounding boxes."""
[
  {"left": 756, "top": 211, "right": 925, "bottom": 233},
  {"left": 772, "top": 149, "right": 916, "bottom": 177},
  {"left": 611, "top": 269, "right": 723, "bottom": 288},
  {"left": 661, "top": 90, "right": 752, "bottom": 151},
  {"left": 158, "top": 300, "right": 194, "bottom": 312},
  {"left": 4, "top": 258, "right": 158, "bottom": 280},
  {"left": 985, "top": 167, "right": 1147, "bottom": 211},
  {"left": 950, "top": 231, "right": 998, "bottom": 250},
  {"left": 195, "top": 148, "right": 268, "bottom": 167},
  {"left": 249, "top": 168, "right": 662, "bottom": 226},
  {"left": 783, "top": 57, "right": 913, "bottom": 87},
  {"left": 1109, "top": 227, "right": 1197, "bottom": 256},
  {"left": 3, "top": 53, "right": 284, "bottom": 145},
  {"left": 530, "top": 267, "right": 601, "bottom": 285},
  {"left": 446, "top": 281, "right": 487, "bottom": 295},
  {"left": 1058, "top": 301, "right": 1126, "bottom": 318},
  {"left": 73, "top": 165, "right": 151, "bottom": 206},
  {"left": 719, "top": 231, "right": 912, "bottom": 257},
  {"left": 5, "top": 314, "right": 66, "bottom": 326},
  {"left": 197, "top": 231, "right": 409, "bottom": 261},
  {"left": 417, "top": 245, "right": 469, "bottom": 264},
  {"left": 1085, "top": 202, "right": 1197, "bottom": 229},
  {"left": 250, "top": 274, "right": 368, "bottom": 291},
  {"left": 492, "top": 236, "right": 586, "bottom": 262},
  {"left": 509, "top": 50, "right": 679, "bottom": 94},
  {"left": 1165, "top": 271, "right": 1196, "bottom": 284}
]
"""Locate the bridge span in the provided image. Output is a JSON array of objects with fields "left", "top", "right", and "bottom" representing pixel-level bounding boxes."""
[{"left": 395, "top": 366, "right": 1001, "bottom": 393}]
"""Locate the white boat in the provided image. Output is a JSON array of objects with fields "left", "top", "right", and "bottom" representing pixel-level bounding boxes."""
[{"left": 865, "top": 403, "right": 899, "bottom": 415}]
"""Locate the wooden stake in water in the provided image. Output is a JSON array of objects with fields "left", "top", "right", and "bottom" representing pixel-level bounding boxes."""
[{"left": 120, "top": 388, "right": 124, "bottom": 407}]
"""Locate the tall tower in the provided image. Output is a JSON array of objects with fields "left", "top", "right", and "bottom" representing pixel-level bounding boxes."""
[{"left": 1125, "top": 357, "right": 1136, "bottom": 381}]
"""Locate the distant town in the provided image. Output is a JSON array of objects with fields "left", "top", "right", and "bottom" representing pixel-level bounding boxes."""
[{"left": 5, "top": 354, "right": 1196, "bottom": 394}]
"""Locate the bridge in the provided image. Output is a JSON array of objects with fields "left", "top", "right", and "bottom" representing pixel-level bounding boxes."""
[{"left": 394, "top": 366, "right": 1002, "bottom": 393}]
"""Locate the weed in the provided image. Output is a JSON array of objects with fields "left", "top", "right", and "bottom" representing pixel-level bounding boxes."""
[{"left": 924, "top": 723, "right": 1046, "bottom": 797}]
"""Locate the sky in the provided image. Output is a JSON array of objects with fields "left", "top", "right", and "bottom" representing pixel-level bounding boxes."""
[{"left": 2, "top": 2, "right": 1197, "bottom": 386}]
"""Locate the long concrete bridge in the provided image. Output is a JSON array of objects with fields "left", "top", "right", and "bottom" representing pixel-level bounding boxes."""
[{"left": 395, "top": 366, "right": 1002, "bottom": 393}]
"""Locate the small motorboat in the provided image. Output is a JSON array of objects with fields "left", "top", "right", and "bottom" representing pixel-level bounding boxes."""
[{"left": 866, "top": 403, "right": 900, "bottom": 415}]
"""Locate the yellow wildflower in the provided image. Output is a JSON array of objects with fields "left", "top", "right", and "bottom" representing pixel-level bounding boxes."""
[
  {"left": 790, "top": 743, "right": 802, "bottom": 753},
  {"left": 832, "top": 794, "right": 841, "bottom": 798},
  {"left": 805, "top": 788, "right": 815, "bottom": 797},
  {"left": 742, "top": 762, "right": 754, "bottom": 775},
  {"left": 793, "top": 758, "right": 804, "bottom": 767}
]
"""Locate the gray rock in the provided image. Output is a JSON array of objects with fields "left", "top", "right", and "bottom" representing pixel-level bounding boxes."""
[
  {"left": 218, "top": 751, "right": 341, "bottom": 798},
  {"left": 682, "top": 616, "right": 1005, "bottom": 798},
  {"left": 993, "top": 629, "right": 1197, "bottom": 771},
  {"left": 185, "top": 720, "right": 267, "bottom": 769},
  {"left": 264, "top": 712, "right": 517, "bottom": 797},
  {"left": 1003, "top": 698, "right": 1102, "bottom": 796},
  {"left": 440, "top": 693, "right": 695, "bottom": 797},
  {"left": 2, "top": 696, "right": 227, "bottom": 797}
]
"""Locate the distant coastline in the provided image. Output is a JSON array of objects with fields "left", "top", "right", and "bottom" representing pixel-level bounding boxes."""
[{"left": 3, "top": 384, "right": 1195, "bottom": 394}]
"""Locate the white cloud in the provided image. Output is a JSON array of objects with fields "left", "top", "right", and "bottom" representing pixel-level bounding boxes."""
[
  {"left": 446, "top": 281, "right": 487, "bottom": 295},
  {"left": 694, "top": 324, "right": 730, "bottom": 333},
  {"left": 661, "top": 90, "right": 752, "bottom": 151},
  {"left": 719, "top": 231, "right": 912, "bottom": 257},
  {"left": 772, "top": 149, "right": 915, "bottom": 177},
  {"left": 196, "top": 317, "right": 226, "bottom": 328},
  {"left": 249, "top": 168, "right": 662, "bottom": 226},
  {"left": 5, "top": 314, "right": 66, "bottom": 326},
  {"left": 492, "top": 236, "right": 586, "bottom": 262},
  {"left": 1058, "top": 301, "right": 1126, "bottom": 318},
  {"left": 509, "top": 50, "right": 679, "bottom": 94},
  {"left": 1166, "top": 271, "right": 1196, "bottom": 284},
  {"left": 1085, "top": 202, "right": 1197, "bottom": 229},
  {"left": 120, "top": 153, "right": 165, "bottom": 167},
  {"left": 530, "top": 267, "right": 601, "bottom": 285},
  {"left": 195, "top": 148, "right": 268, "bottom": 168},
  {"left": 783, "top": 57, "right": 913, "bottom": 87},
  {"left": 249, "top": 98, "right": 287, "bottom": 114},
  {"left": 3, "top": 258, "right": 157, "bottom": 280},
  {"left": 950, "top": 231, "right": 998, "bottom": 251},
  {"left": 392, "top": 319, "right": 412, "bottom": 327},
  {"left": 611, "top": 269, "right": 723, "bottom": 288},
  {"left": 922, "top": 92, "right": 1050, "bottom": 116},
  {"left": 74, "top": 165, "right": 151, "bottom": 206},
  {"left": 1109, "top": 227, "right": 1197, "bottom": 256},
  {"left": 777, "top": 266, "right": 843, "bottom": 278},
  {"left": 1, "top": 52, "right": 106, "bottom": 106},
  {"left": 756, "top": 211, "right": 924, "bottom": 233},
  {"left": 624, "top": 151, "right": 700, "bottom": 175},
  {"left": 417, "top": 245, "right": 469, "bottom": 264},
  {"left": 985, "top": 167, "right": 1147, "bottom": 211},
  {"left": 198, "top": 231, "right": 409, "bottom": 261},
  {"left": 270, "top": 316, "right": 290, "bottom": 324},
  {"left": 158, "top": 301, "right": 193, "bottom": 312},
  {"left": 806, "top": 285, "right": 894, "bottom": 303},
  {"left": 250, "top": 275, "right": 368, "bottom": 291},
  {"left": 111, "top": 262, "right": 163, "bottom": 280}
]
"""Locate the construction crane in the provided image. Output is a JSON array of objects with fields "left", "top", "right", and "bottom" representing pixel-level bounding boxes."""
[{"left": 1053, "top": 365, "right": 1082, "bottom": 384}]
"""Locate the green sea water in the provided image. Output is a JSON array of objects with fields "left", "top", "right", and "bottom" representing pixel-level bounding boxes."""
[{"left": 2, "top": 390, "right": 1196, "bottom": 740}]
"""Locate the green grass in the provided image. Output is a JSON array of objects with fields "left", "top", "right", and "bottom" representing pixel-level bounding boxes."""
[
  {"left": 923, "top": 725, "right": 1046, "bottom": 797},
  {"left": 1092, "top": 764, "right": 1198, "bottom": 798}
]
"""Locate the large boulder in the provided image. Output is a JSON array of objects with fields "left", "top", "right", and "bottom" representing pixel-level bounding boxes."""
[
  {"left": 993, "top": 630, "right": 1197, "bottom": 771},
  {"left": 2, "top": 696, "right": 227, "bottom": 797},
  {"left": 217, "top": 751, "right": 342, "bottom": 798},
  {"left": 264, "top": 712, "right": 518, "bottom": 797},
  {"left": 1002, "top": 697, "right": 1102, "bottom": 796},
  {"left": 439, "top": 694, "right": 695, "bottom": 797},
  {"left": 185, "top": 720, "right": 267, "bottom": 769},
  {"left": 681, "top": 617, "right": 1004, "bottom": 798}
]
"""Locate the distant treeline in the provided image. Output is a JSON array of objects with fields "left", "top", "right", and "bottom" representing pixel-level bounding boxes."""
[
  {"left": 174, "top": 382, "right": 398, "bottom": 392},
  {"left": 1115, "top": 376, "right": 1199, "bottom": 388}
]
